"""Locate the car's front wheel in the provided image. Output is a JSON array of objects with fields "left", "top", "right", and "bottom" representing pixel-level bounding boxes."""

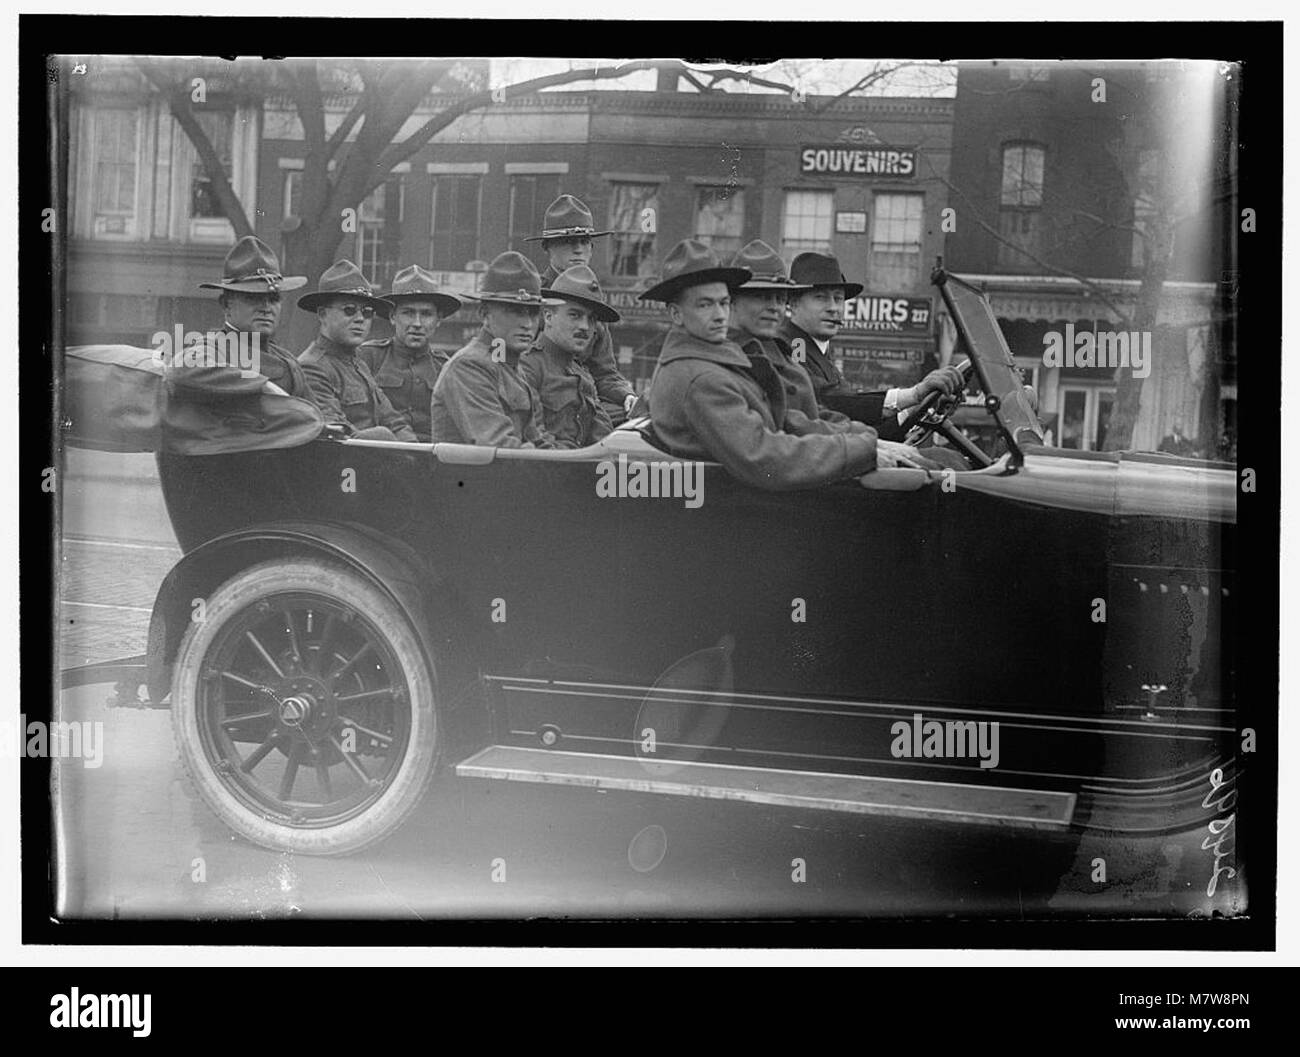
[{"left": 171, "top": 557, "right": 438, "bottom": 855}]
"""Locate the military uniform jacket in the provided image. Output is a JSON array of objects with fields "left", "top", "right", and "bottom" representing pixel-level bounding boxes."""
[
  {"left": 780, "top": 320, "right": 904, "bottom": 441},
  {"left": 166, "top": 324, "right": 310, "bottom": 400},
  {"left": 729, "top": 329, "right": 868, "bottom": 437},
  {"left": 540, "top": 265, "right": 634, "bottom": 416},
  {"left": 518, "top": 335, "right": 613, "bottom": 448},
  {"left": 646, "top": 326, "right": 878, "bottom": 491},
  {"left": 298, "top": 336, "right": 418, "bottom": 441},
  {"left": 430, "top": 327, "right": 555, "bottom": 449},
  {"left": 358, "top": 338, "right": 449, "bottom": 443}
]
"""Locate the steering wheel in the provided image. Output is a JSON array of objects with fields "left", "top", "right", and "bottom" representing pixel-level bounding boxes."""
[{"left": 898, "top": 360, "right": 994, "bottom": 469}]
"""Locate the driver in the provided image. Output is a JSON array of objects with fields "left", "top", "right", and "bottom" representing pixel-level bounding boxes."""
[
  {"left": 783, "top": 252, "right": 964, "bottom": 437},
  {"left": 643, "top": 239, "right": 937, "bottom": 491}
]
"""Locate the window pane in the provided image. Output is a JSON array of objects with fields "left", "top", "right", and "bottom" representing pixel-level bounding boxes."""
[
  {"left": 607, "top": 183, "right": 659, "bottom": 278},
  {"left": 1001, "top": 144, "right": 1044, "bottom": 207},
  {"left": 92, "top": 109, "right": 138, "bottom": 226},
  {"left": 357, "top": 178, "right": 403, "bottom": 288},
  {"left": 431, "top": 175, "right": 481, "bottom": 269},
  {"left": 695, "top": 187, "right": 745, "bottom": 259},
  {"left": 508, "top": 174, "right": 561, "bottom": 252},
  {"left": 1060, "top": 390, "right": 1087, "bottom": 449},
  {"left": 781, "top": 190, "right": 833, "bottom": 256},
  {"left": 189, "top": 111, "right": 234, "bottom": 220},
  {"left": 869, "top": 193, "right": 923, "bottom": 290},
  {"left": 1093, "top": 391, "right": 1115, "bottom": 451},
  {"left": 283, "top": 170, "right": 302, "bottom": 219}
]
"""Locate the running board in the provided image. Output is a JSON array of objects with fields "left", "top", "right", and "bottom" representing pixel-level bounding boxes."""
[{"left": 454, "top": 746, "right": 1076, "bottom": 830}]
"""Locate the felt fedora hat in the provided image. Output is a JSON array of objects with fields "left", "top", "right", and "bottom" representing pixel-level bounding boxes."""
[
  {"left": 638, "top": 239, "right": 752, "bottom": 303},
  {"left": 198, "top": 235, "right": 307, "bottom": 294},
  {"left": 540, "top": 264, "right": 621, "bottom": 324},
  {"left": 729, "top": 240, "right": 812, "bottom": 292},
  {"left": 524, "top": 195, "right": 613, "bottom": 242},
  {"left": 462, "top": 251, "right": 563, "bottom": 307},
  {"left": 788, "top": 252, "right": 864, "bottom": 298},
  {"left": 297, "top": 260, "right": 395, "bottom": 313},
  {"left": 383, "top": 264, "right": 463, "bottom": 316}
]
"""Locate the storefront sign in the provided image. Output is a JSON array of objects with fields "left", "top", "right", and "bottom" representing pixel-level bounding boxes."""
[
  {"left": 606, "top": 289, "right": 667, "bottom": 323},
  {"left": 800, "top": 145, "right": 917, "bottom": 177},
  {"left": 841, "top": 295, "right": 931, "bottom": 334}
]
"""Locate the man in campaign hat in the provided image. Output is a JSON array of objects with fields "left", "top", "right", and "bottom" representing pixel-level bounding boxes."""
[
  {"left": 358, "top": 265, "right": 462, "bottom": 443},
  {"left": 526, "top": 194, "right": 638, "bottom": 424},
  {"left": 725, "top": 240, "right": 871, "bottom": 438},
  {"left": 169, "top": 235, "right": 311, "bottom": 399},
  {"left": 643, "top": 240, "right": 932, "bottom": 490},
  {"left": 297, "top": 260, "right": 417, "bottom": 441},
  {"left": 430, "top": 251, "right": 562, "bottom": 448},
  {"left": 519, "top": 265, "right": 619, "bottom": 448},
  {"left": 783, "top": 251, "right": 963, "bottom": 438}
]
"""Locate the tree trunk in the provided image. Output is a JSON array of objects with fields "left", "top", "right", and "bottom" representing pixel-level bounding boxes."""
[
  {"left": 1102, "top": 217, "right": 1174, "bottom": 451},
  {"left": 279, "top": 217, "right": 349, "bottom": 352}
]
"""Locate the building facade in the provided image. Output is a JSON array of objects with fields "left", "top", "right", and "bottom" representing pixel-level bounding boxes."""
[{"left": 944, "top": 60, "right": 1234, "bottom": 454}]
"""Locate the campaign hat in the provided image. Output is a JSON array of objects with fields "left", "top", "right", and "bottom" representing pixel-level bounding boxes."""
[
  {"left": 383, "top": 264, "right": 463, "bottom": 316},
  {"left": 523, "top": 194, "right": 613, "bottom": 242},
  {"left": 638, "top": 239, "right": 752, "bottom": 303},
  {"left": 199, "top": 235, "right": 307, "bottom": 294},
  {"left": 540, "top": 264, "right": 621, "bottom": 323},
  {"left": 461, "top": 251, "right": 563, "bottom": 307},
  {"left": 297, "top": 260, "right": 395, "bottom": 313}
]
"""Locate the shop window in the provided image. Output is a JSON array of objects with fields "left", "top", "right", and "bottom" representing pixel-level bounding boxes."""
[
  {"left": 781, "top": 190, "right": 833, "bottom": 256},
  {"left": 997, "top": 143, "right": 1045, "bottom": 269},
  {"left": 608, "top": 182, "right": 660, "bottom": 278},
  {"left": 694, "top": 186, "right": 746, "bottom": 258},
  {"left": 1058, "top": 385, "right": 1116, "bottom": 451},
  {"left": 508, "top": 173, "right": 561, "bottom": 253},
  {"left": 868, "top": 193, "right": 924, "bottom": 290},
  {"left": 283, "top": 169, "right": 302, "bottom": 222},
  {"left": 430, "top": 174, "right": 481, "bottom": 270}
]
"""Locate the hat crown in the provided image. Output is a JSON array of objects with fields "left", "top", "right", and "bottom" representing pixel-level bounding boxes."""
[
  {"left": 790, "top": 252, "right": 852, "bottom": 288},
  {"left": 540, "top": 194, "right": 597, "bottom": 236},
  {"left": 730, "top": 239, "right": 793, "bottom": 284},
  {"left": 548, "top": 264, "right": 604, "bottom": 301},
  {"left": 223, "top": 236, "right": 286, "bottom": 283},
  {"left": 480, "top": 251, "right": 545, "bottom": 298},
  {"left": 390, "top": 264, "right": 445, "bottom": 298},
  {"left": 315, "top": 259, "right": 376, "bottom": 299},
  {"left": 660, "top": 239, "right": 727, "bottom": 286}
]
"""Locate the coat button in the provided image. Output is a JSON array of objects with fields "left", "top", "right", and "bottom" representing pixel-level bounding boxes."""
[{"left": 785, "top": 385, "right": 796, "bottom": 394}]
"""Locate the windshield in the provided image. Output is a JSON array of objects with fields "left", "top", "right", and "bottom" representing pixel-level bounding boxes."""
[{"left": 933, "top": 269, "right": 1046, "bottom": 460}]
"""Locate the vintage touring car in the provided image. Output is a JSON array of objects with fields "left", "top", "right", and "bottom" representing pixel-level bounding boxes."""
[{"left": 62, "top": 271, "right": 1237, "bottom": 855}]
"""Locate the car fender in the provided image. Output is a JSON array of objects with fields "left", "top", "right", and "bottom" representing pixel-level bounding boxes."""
[{"left": 146, "top": 520, "right": 482, "bottom": 716}]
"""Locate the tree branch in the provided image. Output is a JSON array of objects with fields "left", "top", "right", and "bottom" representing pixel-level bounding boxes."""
[{"left": 134, "top": 58, "right": 254, "bottom": 239}]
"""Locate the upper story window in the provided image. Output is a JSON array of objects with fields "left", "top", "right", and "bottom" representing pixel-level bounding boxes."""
[
  {"left": 90, "top": 108, "right": 140, "bottom": 238},
  {"left": 868, "top": 192, "right": 924, "bottom": 290},
  {"left": 781, "top": 189, "right": 834, "bottom": 256},
  {"left": 357, "top": 177, "right": 404, "bottom": 290},
  {"left": 997, "top": 143, "right": 1046, "bottom": 269},
  {"left": 507, "top": 173, "right": 561, "bottom": 253},
  {"left": 429, "top": 174, "right": 482, "bottom": 270},
  {"left": 694, "top": 186, "right": 746, "bottom": 259},
  {"left": 607, "top": 182, "right": 660, "bottom": 279}
]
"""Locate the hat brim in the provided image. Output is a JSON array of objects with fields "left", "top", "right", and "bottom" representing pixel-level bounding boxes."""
[
  {"left": 199, "top": 276, "right": 308, "bottom": 293},
  {"left": 385, "top": 291, "right": 464, "bottom": 316},
  {"left": 737, "top": 279, "right": 814, "bottom": 292},
  {"left": 638, "top": 266, "right": 752, "bottom": 303},
  {"left": 463, "top": 292, "right": 565, "bottom": 307},
  {"left": 297, "top": 291, "right": 395, "bottom": 313},
  {"left": 522, "top": 229, "right": 614, "bottom": 243},
  {"left": 539, "top": 287, "right": 621, "bottom": 323}
]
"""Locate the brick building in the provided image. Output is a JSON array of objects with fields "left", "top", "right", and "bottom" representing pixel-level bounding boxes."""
[{"left": 943, "top": 60, "right": 1234, "bottom": 453}]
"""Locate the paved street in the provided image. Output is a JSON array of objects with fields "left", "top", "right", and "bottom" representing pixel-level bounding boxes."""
[{"left": 51, "top": 451, "right": 1246, "bottom": 922}]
